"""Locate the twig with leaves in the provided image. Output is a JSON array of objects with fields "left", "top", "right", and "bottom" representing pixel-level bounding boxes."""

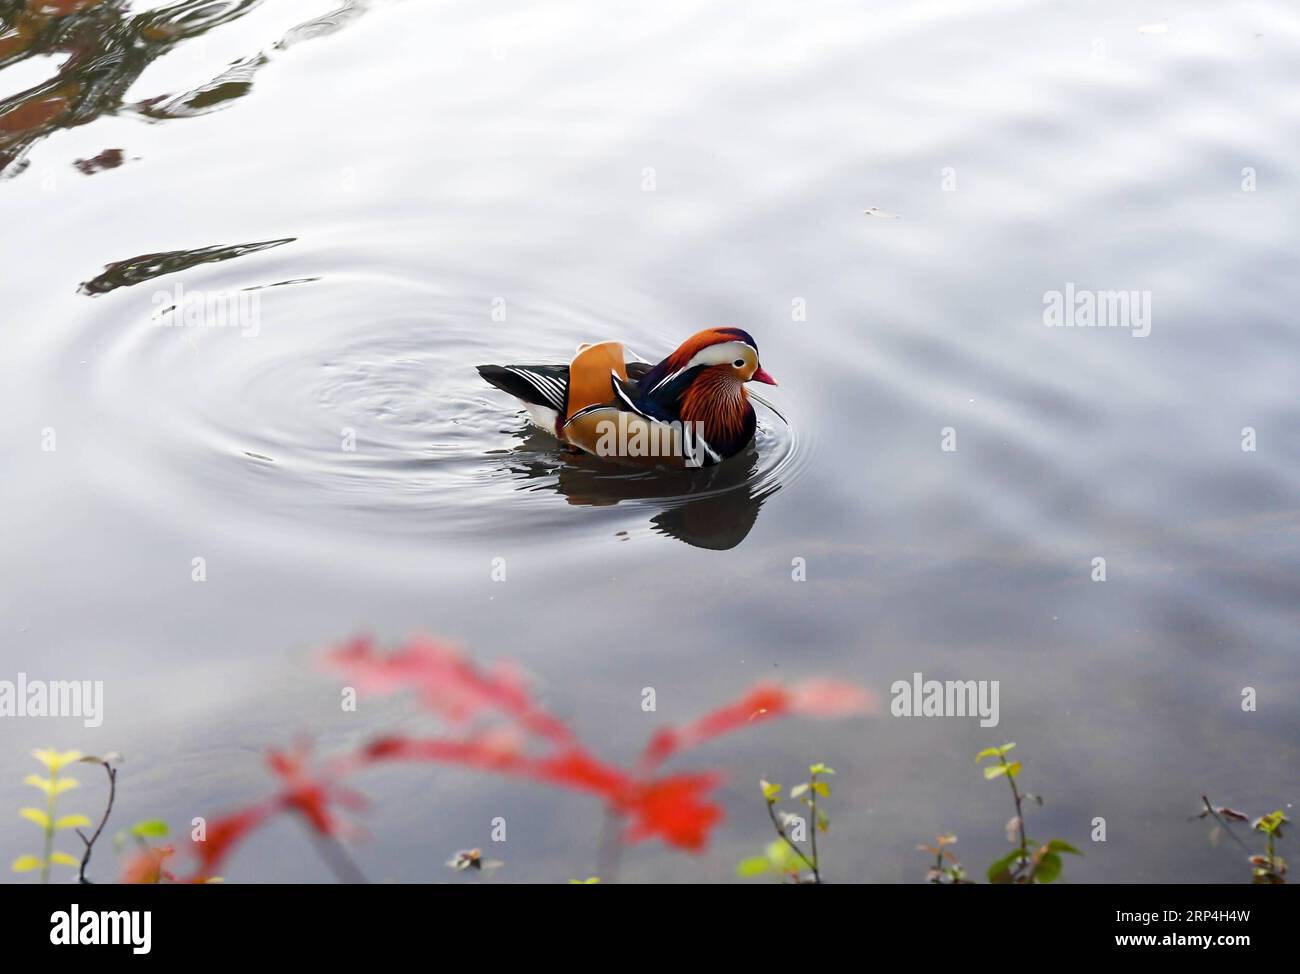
[
  {"left": 75, "top": 754, "right": 121, "bottom": 883},
  {"left": 738, "top": 762, "right": 835, "bottom": 884},
  {"left": 976, "top": 743, "right": 1080, "bottom": 884},
  {"left": 1196, "top": 796, "right": 1288, "bottom": 884},
  {"left": 12, "top": 750, "right": 94, "bottom": 883},
  {"left": 918, "top": 833, "right": 970, "bottom": 884}
]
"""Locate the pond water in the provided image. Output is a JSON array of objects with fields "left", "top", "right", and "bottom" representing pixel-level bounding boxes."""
[{"left": 1, "top": 0, "right": 1297, "bottom": 883}]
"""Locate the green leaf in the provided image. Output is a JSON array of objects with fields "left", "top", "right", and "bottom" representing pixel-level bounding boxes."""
[
  {"left": 19, "top": 808, "right": 50, "bottom": 829},
  {"left": 789, "top": 783, "right": 810, "bottom": 799},
  {"left": 1045, "top": 839, "right": 1082, "bottom": 856},
  {"left": 737, "top": 856, "right": 773, "bottom": 877},
  {"left": 31, "top": 749, "right": 83, "bottom": 773},
  {"left": 11, "top": 855, "right": 43, "bottom": 873},
  {"left": 987, "top": 849, "right": 1023, "bottom": 884},
  {"left": 1254, "top": 811, "right": 1289, "bottom": 835},
  {"left": 808, "top": 763, "right": 836, "bottom": 776},
  {"left": 1005, "top": 761, "right": 1022, "bottom": 778},
  {"left": 984, "top": 764, "right": 1010, "bottom": 780},
  {"left": 766, "top": 839, "right": 798, "bottom": 869},
  {"left": 975, "top": 743, "right": 1015, "bottom": 763},
  {"left": 48, "top": 852, "right": 79, "bottom": 868},
  {"left": 23, "top": 774, "right": 53, "bottom": 795},
  {"left": 55, "top": 814, "right": 92, "bottom": 830},
  {"left": 1033, "top": 852, "right": 1062, "bottom": 883},
  {"left": 812, "top": 781, "right": 830, "bottom": 798},
  {"left": 130, "top": 820, "right": 169, "bottom": 838},
  {"left": 567, "top": 877, "right": 600, "bottom": 884},
  {"left": 31, "top": 777, "right": 80, "bottom": 796}
]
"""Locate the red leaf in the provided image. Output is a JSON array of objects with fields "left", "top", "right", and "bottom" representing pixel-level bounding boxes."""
[
  {"left": 358, "top": 735, "right": 630, "bottom": 803},
  {"left": 191, "top": 805, "right": 273, "bottom": 876},
  {"left": 360, "top": 730, "right": 526, "bottom": 766},
  {"left": 619, "top": 773, "right": 725, "bottom": 852},
  {"left": 266, "top": 744, "right": 367, "bottom": 838},
  {"left": 325, "top": 636, "right": 573, "bottom": 744},
  {"left": 787, "top": 679, "right": 877, "bottom": 717},
  {"left": 641, "top": 680, "right": 874, "bottom": 768},
  {"left": 122, "top": 844, "right": 176, "bottom": 884},
  {"left": 532, "top": 750, "right": 632, "bottom": 800}
]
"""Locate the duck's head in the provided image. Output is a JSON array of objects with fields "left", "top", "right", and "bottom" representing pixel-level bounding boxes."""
[{"left": 657, "top": 327, "right": 777, "bottom": 388}]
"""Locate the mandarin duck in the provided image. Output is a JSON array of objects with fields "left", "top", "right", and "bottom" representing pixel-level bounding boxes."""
[{"left": 477, "top": 327, "right": 777, "bottom": 467}]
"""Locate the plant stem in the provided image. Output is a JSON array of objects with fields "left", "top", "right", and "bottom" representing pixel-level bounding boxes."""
[
  {"left": 1199, "top": 795, "right": 1252, "bottom": 853},
  {"left": 40, "top": 768, "right": 57, "bottom": 885},
  {"left": 1002, "top": 754, "right": 1027, "bottom": 879},
  {"left": 765, "top": 800, "right": 819, "bottom": 882},
  {"left": 76, "top": 761, "right": 117, "bottom": 883},
  {"left": 808, "top": 775, "right": 821, "bottom": 881},
  {"left": 595, "top": 808, "right": 623, "bottom": 883},
  {"left": 303, "top": 824, "right": 368, "bottom": 884}
]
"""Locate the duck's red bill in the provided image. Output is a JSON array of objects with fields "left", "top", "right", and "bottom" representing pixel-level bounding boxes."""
[{"left": 752, "top": 367, "right": 777, "bottom": 385}]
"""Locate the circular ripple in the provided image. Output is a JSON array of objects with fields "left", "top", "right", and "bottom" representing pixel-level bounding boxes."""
[{"left": 65, "top": 248, "right": 807, "bottom": 550}]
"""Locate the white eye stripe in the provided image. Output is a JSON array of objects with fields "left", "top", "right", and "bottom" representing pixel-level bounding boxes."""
[{"left": 683, "top": 341, "right": 755, "bottom": 370}]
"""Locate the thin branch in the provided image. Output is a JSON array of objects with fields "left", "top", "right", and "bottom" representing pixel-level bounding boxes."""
[
  {"left": 1007, "top": 772, "right": 1027, "bottom": 866},
  {"left": 301, "top": 821, "right": 369, "bottom": 884},
  {"left": 76, "top": 761, "right": 117, "bottom": 884},
  {"left": 1199, "top": 795, "right": 1252, "bottom": 854},
  {"left": 595, "top": 807, "right": 623, "bottom": 884},
  {"left": 808, "top": 780, "right": 822, "bottom": 882},
  {"left": 765, "top": 800, "right": 819, "bottom": 882}
]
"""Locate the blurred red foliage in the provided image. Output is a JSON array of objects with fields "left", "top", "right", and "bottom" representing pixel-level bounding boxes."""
[
  {"left": 121, "top": 844, "right": 176, "bottom": 884},
  {"left": 184, "top": 635, "right": 873, "bottom": 880}
]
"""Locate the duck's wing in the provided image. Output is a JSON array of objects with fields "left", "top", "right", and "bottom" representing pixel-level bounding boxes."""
[
  {"left": 479, "top": 348, "right": 651, "bottom": 415},
  {"left": 477, "top": 363, "right": 570, "bottom": 414},
  {"left": 626, "top": 360, "right": 652, "bottom": 382},
  {"left": 562, "top": 341, "right": 629, "bottom": 421},
  {"left": 560, "top": 344, "right": 713, "bottom": 466}
]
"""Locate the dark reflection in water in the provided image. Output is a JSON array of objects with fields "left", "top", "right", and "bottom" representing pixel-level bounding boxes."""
[
  {"left": 78, "top": 237, "right": 295, "bottom": 295},
  {"left": 72, "top": 145, "right": 123, "bottom": 173},
  {"left": 0, "top": 0, "right": 365, "bottom": 177},
  {"left": 501, "top": 430, "right": 778, "bottom": 550}
]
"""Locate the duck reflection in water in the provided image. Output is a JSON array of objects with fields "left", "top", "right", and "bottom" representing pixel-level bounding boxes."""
[{"left": 502, "top": 428, "right": 778, "bottom": 551}]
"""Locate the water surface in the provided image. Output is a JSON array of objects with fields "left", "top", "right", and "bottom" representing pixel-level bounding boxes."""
[{"left": 2, "top": 0, "right": 1298, "bottom": 882}]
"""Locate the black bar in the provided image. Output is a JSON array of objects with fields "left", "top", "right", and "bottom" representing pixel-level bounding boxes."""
[{"left": 1, "top": 883, "right": 1287, "bottom": 959}]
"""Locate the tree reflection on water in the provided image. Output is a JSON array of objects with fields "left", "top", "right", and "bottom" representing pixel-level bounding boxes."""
[{"left": 0, "top": 0, "right": 365, "bottom": 177}]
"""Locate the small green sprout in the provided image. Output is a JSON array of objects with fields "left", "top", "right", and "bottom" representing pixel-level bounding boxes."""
[
  {"left": 738, "top": 762, "right": 834, "bottom": 883},
  {"left": 918, "top": 833, "right": 970, "bottom": 884},
  {"left": 975, "top": 743, "right": 1080, "bottom": 884},
  {"left": 13, "top": 749, "right": 91, "bottom": 883},
  {"left": 1252, "top": 811, "right": 1289, "bottom": 884},
  {"left": 1196, "top": 797, "right": 1288, "bottom": 885}
]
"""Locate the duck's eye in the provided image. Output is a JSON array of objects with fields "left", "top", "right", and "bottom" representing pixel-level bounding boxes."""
[{"left": 733, "top": 359, "right": 745, "bottom": 368}]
